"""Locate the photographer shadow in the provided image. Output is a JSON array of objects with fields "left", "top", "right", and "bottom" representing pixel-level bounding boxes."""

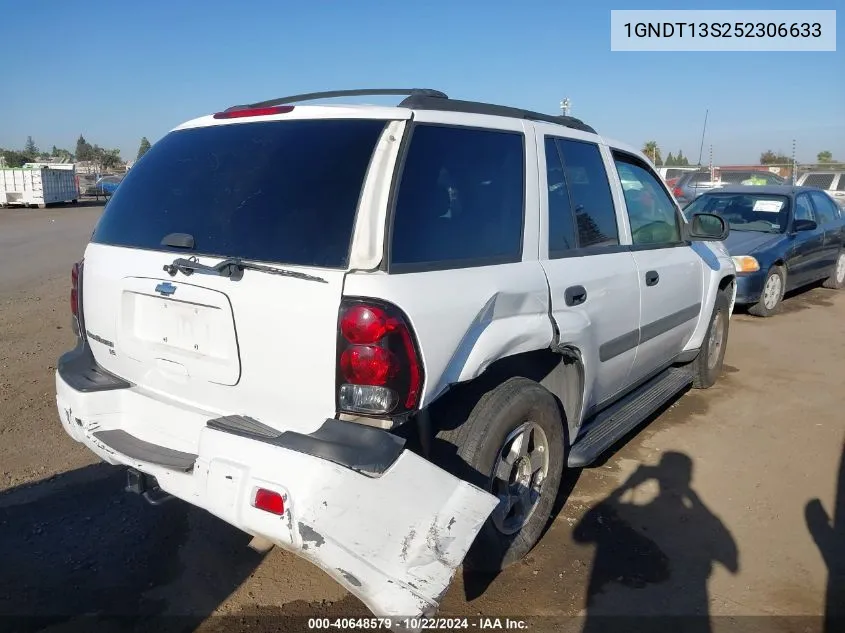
[
  {"left": 805, "top": 443, "right": 844, "bottom": 633},
  {"left": 573, "top": 451, "right": 739, "bottom": 633}
]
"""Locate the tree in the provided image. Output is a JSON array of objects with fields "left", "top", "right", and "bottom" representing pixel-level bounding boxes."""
[
  {"left": 665, "top": 152, "right": 676, "bottom": 166},
  {"left": 760, "top": 150, "right": 791, "bottom": 165},
  {"left": 89, "top": 145, "right": 123, "bottom": 171},
  {"left": 101, "top": 149, "right": 123, "bottom": 170},
  {"left": 676, "top": 150, "right": 689, "bottom": 166},
  {"left": 817, "top": 150, "right": 834, "bottom": 163},
  {"left": 642, "top": 141, "right": 662, "bottom": 165},
  {"left": 1, "top": 149, "right": 30, "bottom": 168},
  {"left": 76, "top": 135, "right": 94, "bottom": 162},
  {"left": 136, "top": 137, "right": 152, "bottom": 161},
  {"left": 50, "top": 146, "right": 73, "bottom": 162},
  {"left": 23, "top": 136, "right": 38, "bottom": 159}
]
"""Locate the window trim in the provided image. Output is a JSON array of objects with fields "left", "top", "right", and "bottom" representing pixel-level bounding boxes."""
[
  {"left": 547, "top": 136, "right": 622, "bottom": 256},
  {"left": 384, "top": 121, "right": 528, "bottom": 274},
  {"left": 610, "top": 148, "right": 689, "bottom": 251}
]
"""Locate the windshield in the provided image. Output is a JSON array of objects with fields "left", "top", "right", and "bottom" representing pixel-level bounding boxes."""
[
  {"left": 683, "top": 193, "right": 790, "bottom": 233},
  {"left": 92, "top": 118, "right": 387, "bottom": 269}
]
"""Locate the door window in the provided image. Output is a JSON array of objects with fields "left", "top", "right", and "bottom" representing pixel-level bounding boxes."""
[
  {"left": 390, "top": 124, "right": 525, "bottom": 269},
  {"left": 808, "top": 191, "right": 839, "bottom": 225},
  {"left": 794, "top": 194, "right": 816, "bottom": 222},
  {"left": 613, "top": 153, "right": 682, "bottom": 246},
  {"left": 544, "top": 138, "right": 578, "bottom": 256},
  {"left": 552, "top": 138, "right": 619, "bottom": 249}
]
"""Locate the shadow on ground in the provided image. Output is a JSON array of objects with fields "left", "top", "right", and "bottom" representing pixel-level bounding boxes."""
[
  {"left": 0, "top": 463, "right": 265, "bottom": 633},
  {"left": 573, "top": 451, "right": 738, "bottom": 632},
  {"left": 806, "top": 443, "right": 845, "bottom": 633}
]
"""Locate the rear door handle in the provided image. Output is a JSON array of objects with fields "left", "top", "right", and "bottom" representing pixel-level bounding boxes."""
[
  {"left": 645, "top": 270, "right": 660, "bottom": 286},
  {"left": 564, "top": 285, "right": 587, "bottom": 306}
]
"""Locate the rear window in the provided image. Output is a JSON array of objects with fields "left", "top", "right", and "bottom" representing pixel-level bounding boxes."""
[
  {"left": 689, "top": 171, "right": 714, "bottom": 184},
  {"left": 802, "top": 173, "right": 836, "bottom": 189},
  {"left": 92, "top": 119, "right": 386, "bottom": 268}
]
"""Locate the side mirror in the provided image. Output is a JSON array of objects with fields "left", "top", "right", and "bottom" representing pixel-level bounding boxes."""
[
  {"left": 792, "top": 219, "right": 818, "bottom": 232},
  {"left": 687, "top": 212, "right": 729, "bottom": 241}
]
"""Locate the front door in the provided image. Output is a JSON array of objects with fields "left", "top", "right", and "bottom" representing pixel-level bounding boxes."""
[{"left": 609, "top": 149, "right": 704, "bottom": 385}]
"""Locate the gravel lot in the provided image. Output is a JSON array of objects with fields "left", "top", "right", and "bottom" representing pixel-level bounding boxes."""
[{"left": 0, "top": 204, "right": 842, "bottom": 632}]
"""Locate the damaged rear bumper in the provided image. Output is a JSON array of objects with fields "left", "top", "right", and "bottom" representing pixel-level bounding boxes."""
[{"left": 55, "top": 346, "right": 497, "bottom": 621}]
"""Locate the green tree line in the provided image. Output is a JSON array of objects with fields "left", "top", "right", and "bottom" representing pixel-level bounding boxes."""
[
  {"left": 640, "top": 141, "right": 842, "bottom": 167},
  {"left": 2, "top": 136, "right": 153, "bottom": 170}
]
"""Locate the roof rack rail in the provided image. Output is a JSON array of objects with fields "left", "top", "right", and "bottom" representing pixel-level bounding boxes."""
[
  {"left": 399, "top": 94, "right": 597, "bottom": 134},
  {"left": 228, "top": 88, "right": 448, "bottom": 111}
]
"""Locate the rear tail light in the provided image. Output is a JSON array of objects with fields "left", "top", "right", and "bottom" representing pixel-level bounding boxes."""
[
  {"left": 70, "top": 262, "right": 80, "bottom": 317},
  {"left": 253, "top": 488, "right": 285, "bottom": 515},
  {"left": 673, "top": 186, "right": 683, "bottom": 198},
  {"left": 213, "top": 105, "right": 295, "bottom": 119},
  {"left": 70, "top": 260, "right": 84, "bottom": 318},
  {"left": 336, "top": 299, "right": 424, "bottom": 417}
]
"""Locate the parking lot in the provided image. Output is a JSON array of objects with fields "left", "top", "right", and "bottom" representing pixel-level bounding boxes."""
[{"left": 0, "top": 204, "right": 842, "bottom": 631}]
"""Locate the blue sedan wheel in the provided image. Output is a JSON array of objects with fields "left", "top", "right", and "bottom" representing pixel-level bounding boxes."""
[
  {"left": 822, "top": 251, "right": 845, "bottom": 290},
  {"left": 749, "top": 266, "right": 785, "bottom": 318}
]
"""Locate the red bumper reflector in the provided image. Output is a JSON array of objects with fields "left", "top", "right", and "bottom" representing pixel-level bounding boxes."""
[{"left": 253, "top": 488, "right": 285, "bottom": 515}]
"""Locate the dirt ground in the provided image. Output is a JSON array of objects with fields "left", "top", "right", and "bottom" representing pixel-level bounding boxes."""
[{"left": 0, "top": 204, "right": 842, "bottom": 632}]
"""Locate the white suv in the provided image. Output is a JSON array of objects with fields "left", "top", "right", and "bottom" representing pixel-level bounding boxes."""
[{"left": 56, "top": 89, "right": 736, "bottom": 623}]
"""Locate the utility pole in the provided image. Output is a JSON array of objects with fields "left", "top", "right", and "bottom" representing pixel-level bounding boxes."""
[
  {"left": 697, "top": 109, "right": 709, "bottom": 166},
  {"left": 709, "top": 144, "right": 714, "bottom": 181},
  {"left": 560, "top": 98, "right": 571, "bottom": 117},
  {"left": 791, "top": 139, "right": 797, "bottom": 185}
]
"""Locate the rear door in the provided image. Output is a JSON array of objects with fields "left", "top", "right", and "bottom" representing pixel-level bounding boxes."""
[
  {"left": 808, "top": 190, "right": 844, "bottom": 272},
  {"left": 536, "top": 129, "right": 640, "bottom": 417},
  {"left": 787, "top": 192, "right": 826, "bottom": 286},
  {"left": 608, "top": 149, "right": 703, "bottom": 384},
  {"left": 81, "top": 116, "right": 391, "bottom": 435}
]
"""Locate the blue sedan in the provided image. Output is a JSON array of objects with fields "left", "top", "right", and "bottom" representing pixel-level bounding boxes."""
[{"left": 683, "top": 185, "right": 845, "bottom": 316}]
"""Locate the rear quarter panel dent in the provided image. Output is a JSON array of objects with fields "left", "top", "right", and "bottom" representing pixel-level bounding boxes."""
[{"left": 343, "top": 264, "right": 553, "bottom": 407}]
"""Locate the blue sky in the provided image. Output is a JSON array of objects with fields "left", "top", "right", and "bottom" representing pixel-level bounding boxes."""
[{"left": 1, "top": 0, "right": 842, "bottom": 164}]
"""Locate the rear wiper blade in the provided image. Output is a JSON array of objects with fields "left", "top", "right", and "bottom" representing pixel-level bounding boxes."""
[{"left": 163, "top": 256, "right": 328, "bottom": 283}]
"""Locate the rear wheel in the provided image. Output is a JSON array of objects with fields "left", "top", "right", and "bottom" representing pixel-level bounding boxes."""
[
  {"left": 822, "top": 251, "right": 845, "bottom": 290},
  {"left": 435, "top": 377, "right": 565, "bottom": 572},
  {"left": 748, "top": 266, "right": 785, "bottom": 317}
]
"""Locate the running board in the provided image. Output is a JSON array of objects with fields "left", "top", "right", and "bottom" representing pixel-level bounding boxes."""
[{"left": 568, "top": 367, "right": 693, "bottom": 468}]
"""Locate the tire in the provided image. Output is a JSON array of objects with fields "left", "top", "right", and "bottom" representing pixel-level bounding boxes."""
[
  {"left": 435, "top": 377, "right": 565, "bottom": 572},
  {"left": 822, "top": 251, "right": 845, "bottom": 290},
  {"left": 692, "top": 287, "right": 731, "bottom": 389},
  {"left": 748, "top": 266, "right": 785, "bottom": 317}
]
